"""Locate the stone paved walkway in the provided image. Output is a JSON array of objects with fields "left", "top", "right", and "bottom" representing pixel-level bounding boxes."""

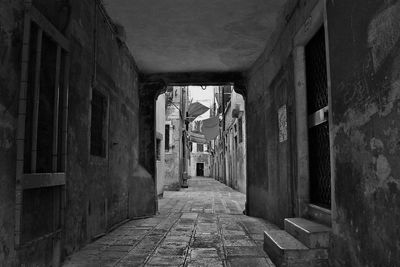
[{"left": 63, "top": 177, "right": 278, "bottom": 266}]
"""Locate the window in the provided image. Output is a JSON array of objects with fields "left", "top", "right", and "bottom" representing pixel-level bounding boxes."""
[
  {"left": 197, "top": 143, "right": 203, "bottom": 152},
  {"left": 235, "top": 136, "right": 238, "bottom": 150},
  {"left": 238, "top": 117, "right": 243, "bottom": 143},
  {"left": 90, "top": 89, "right": 107, "bottom": 157},
  {"left": 23, "top": 25, "right": 69, "bottom": 173},
  {"left": 165, "top": 124, "right": 170, "bottom": 152},
  {"left": 156, "top": 138, "right": 161, "bottom": 161}
]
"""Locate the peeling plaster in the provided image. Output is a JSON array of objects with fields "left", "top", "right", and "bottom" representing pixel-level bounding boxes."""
[{"left": 368, "top": 2, "right": 400, "bottom": 72}]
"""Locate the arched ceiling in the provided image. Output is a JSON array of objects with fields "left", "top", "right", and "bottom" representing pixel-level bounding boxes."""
[{"left": 103, "top": 0, "right": 288, "bottom": 74}]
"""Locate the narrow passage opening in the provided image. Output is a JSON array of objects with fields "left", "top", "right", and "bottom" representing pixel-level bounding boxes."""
[{"left": 155, "top": 85, "right": 247, "bottom": 198}]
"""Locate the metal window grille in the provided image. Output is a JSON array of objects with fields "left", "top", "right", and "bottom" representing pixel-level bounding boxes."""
[
  {"left": 16, "top": 5, "right": 70, "bottom": 248},
  {"left": 305, "top": 26, "right": 331, "bottom": 208}
]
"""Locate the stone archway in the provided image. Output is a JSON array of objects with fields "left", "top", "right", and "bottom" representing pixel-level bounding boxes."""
[{"left": 137, "top": 73, "right": 247, "bottom": 215}]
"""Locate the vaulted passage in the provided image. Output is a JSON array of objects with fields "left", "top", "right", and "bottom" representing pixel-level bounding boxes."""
[{"left": 1, "top": 0, "right": 400, "bottom": 266}]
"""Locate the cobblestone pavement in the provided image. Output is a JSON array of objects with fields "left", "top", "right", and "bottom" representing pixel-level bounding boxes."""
[{"left": 63, "top": 177, "right": 278, "bottom": 266}]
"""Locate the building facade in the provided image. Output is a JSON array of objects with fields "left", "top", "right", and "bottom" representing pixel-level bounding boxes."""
[
  {"left": 188, "top": 122, "right": 211, "bottom": 178},
  {"left": 164, "top": 86, "right": 188, "bottom": 190},
  {"left": 211, "top": 86, "right": 247, "bottom": 194},
  {"left": 155, "top": 94, "right": 166, "bottom": 196},
  {"left": 0, "top": 1, "right": 152, "bottom": 265}
]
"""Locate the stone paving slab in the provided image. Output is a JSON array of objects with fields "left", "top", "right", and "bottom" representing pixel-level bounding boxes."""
[{"left": 63, "top": 177, "right": 275, "bottom": 267}]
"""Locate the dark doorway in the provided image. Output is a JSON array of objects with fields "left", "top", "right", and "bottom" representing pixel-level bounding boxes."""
[
  {"left": 305, "top": 26, "right": 331, "bottom": 209},
  {"left": 196, "top": 163, "right": 204, "bottom": 177}
]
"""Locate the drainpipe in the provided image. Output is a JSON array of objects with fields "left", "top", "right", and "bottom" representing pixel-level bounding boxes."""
[
  {"left": 182, "top": 87, "right": 189, "bottom": 188},
  {"left": 222, "top": 86, "right": 226, "bottom": 185}
]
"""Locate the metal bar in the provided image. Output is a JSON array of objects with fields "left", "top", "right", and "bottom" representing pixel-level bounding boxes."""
[
  {"left": 61, "top": 54, "right": 70, "bottom": 172},
  {"left": 308, "top": 106, "right": 328, "bottom": 128},
  {"left": 60, "top": 54, "right": 70, "bottom": 237},
  {"left": 30, "top": 28, "right": 43, "bottom": 173},
  {"left": 52, "top": 46, "right": 61, "bottom": 172},
  {"left": 15, "top": 12, "right": 32, "bottom": 248},
  {"left": 29, "top": 6, "right": 70, "bottom": 51}
]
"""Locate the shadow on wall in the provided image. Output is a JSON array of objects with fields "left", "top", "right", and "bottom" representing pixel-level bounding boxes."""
[{"left": 128, "top": 165, "right": 155, "bottom": 218}]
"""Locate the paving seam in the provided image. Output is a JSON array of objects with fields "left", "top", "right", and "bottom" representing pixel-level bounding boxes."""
[
  {"left": 182, "top": 213, "right": 199, "bottom": 267},
  {"left": 237, "top": 219, "right": 274, "bottom": 263},
  {"left": 217, "top": 214, "right": 229, "bottom": 267},
  {"left": 142, "top": 212, "right": 183, "bottom": 266},
  {"left": 113, "top": 212, "right": 182, "bottom": 266}
]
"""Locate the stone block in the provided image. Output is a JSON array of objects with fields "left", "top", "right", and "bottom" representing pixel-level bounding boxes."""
[{"left": 284, "top": 218, "right": 330, "bottom": 249}]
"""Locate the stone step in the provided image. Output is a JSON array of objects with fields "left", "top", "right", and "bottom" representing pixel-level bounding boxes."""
[
  {"left": 264, "top": 230, "right": 328, "bottom": 267},
  {"left": 284, "top": 218, "right": 331, "bottom": 249},
  {"left": 308, "top": 204, "right": 332, "bottom": 227}
]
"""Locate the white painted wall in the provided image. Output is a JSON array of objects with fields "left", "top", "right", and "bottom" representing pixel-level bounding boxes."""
[
  {"left": 156, "top": 94, "right": 166, "bottom": 196},
  {"left": 189, "top": 142, "right": 211, "bottom": 177}
]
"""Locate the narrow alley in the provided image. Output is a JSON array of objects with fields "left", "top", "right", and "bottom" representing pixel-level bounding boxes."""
[
  {"left": 2, "top": 1, "right": 400, "bottom": 266},
  {"left": 63, "top": 177, "right": 276, "bottom": 267}
]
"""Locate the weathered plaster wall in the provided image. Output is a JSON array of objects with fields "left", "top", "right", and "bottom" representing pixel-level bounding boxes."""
[
  {"left": 246, "top": 0, "right": 318, "bottom": 226},
  {"left": 63, "top": 0, "right": 140, "bottom": 256},
  {"left": 164, "top": 119, "right": 182, "bottom": 190},
  {"left": 156, "top": 94, "right": 165, "bottom": 196},
  {"left": 164, "top": 87, "right": 184, "bottom": 190},
  {"left": 0, "top": 1, "right": 24, "bottom": 265},
  {"left": 223, "top": 91, "right": 247, "bottom": 193},
  {"left": 189, "top": 151, "right": 211, "bottom": 177},
  {"left": 327, "top": 1, "right": 400, "bottom": 266}
]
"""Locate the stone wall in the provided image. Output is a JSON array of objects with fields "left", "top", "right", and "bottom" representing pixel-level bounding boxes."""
[
  {"left": 65, "top": 0, "right": 140, "bottom": 257},
  {"left": 327, "top": 1, "right": 400, "bottom": 266},
  {"left": 246, "top": 0, "right": 318, "bottom": 227},
  {"left": 0, "top": 0, "right": 142, "bottom": 264},
  {"left": 246, "top": 0, "right": 400, "bottom": 265},
  {"left": 0, "top": 0, "right": 24, "bottom": 265}
]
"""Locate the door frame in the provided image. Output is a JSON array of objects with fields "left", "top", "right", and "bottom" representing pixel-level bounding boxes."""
[
  {"left": 293, "top": 0, "right": 335, "bottom": 220},
  {"left": 196, "top": 162, "right": 204, "bottom": 177}
]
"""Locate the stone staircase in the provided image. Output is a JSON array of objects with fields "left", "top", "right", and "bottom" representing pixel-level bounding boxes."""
[{"left": 263, "top": 218, "right": 331, "bottom": 267}]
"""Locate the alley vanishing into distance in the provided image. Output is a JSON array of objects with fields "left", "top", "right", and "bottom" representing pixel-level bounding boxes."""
[
  {"left": 63, "top": 177, "right": 276, "bottom": 267},
  {"left": 2, "top": 1, "right": 400, "bottom": 266}
]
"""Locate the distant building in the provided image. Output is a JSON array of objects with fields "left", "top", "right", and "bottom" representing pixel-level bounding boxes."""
[
  {"left": 164, "top": 86, "right": 189, "bottom": 190},
  {"left": 155, "top": 94, "right": 166, "bottom": 196},
  {"left": 211, "top": 86, "right": 247, "bottom": 194},
  {"left": 188, "top": 123, "right": 211, "bottom": 177}
]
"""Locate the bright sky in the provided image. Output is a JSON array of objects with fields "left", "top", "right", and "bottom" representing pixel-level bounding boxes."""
[{"left": 188, "top": 86, "right": 214, "bottom": 121}]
